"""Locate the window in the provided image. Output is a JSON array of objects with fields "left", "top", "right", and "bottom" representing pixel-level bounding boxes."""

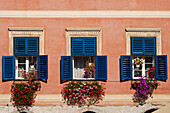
[
  {"left": 120, "top": 28, "right": 167, "bottom": 80},
  {"left": 61, "top": 28, "right": 107, "bottom": 81},
  {"left": 2, "top": 28, "right": 48, "bottom": 81}
]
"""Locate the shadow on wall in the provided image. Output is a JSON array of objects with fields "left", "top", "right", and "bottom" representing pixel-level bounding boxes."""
[{"left": 144, "top": 108, "right": 158, "bottom": 113}]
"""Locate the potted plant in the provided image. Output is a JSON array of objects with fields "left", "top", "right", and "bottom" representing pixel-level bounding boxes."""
[
  {"left": 61, "top": 81, "right": 105, "bottom": 107},
  {"left": 147, "top": 67, "right": 155, "bottom": 79},
  {"left": 131, "top": 76, "right": 159, "bottom": 105},
  {"left": 84, "top": 61, "right": 96, "bottom": 78},
  {"left": 133, "top": 57, "right": 144, "bottom": 68},
  {"left": 10, "top": 70, "right": 40, "bottom": 112}
]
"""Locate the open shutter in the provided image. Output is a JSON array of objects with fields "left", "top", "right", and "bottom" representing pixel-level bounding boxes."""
[
  {"left": 96, "top": 56, "right": 107, "bottom": 80},
  {"left": 72, "top": 38, "right": 84, "bottom": 55},
  {"left": 84, "top": 38, "right": 96, "bottom": 55},
  {"left": 14, "top": 38, "right": 26, "bottom": 55},
  {"left": 120, "top": 55, "right": 132, "bottom": 80},
  {"left": 144, "top": 38, "right": 156, "bottom": 55},
  {"left": 132, "top": 38, "right": 144, "bottom": 55},
  {"left": 27, "top": 38, "right": 39, "bottom": 55},
  {"left": 2, "top": 56, "right": 15, "bottom": 80},
  {"left": 156, "top": 55, "right": 167, "bottom": 79},
  {"left": 38, "top": 55, "right": 48, "bottom": 79},
  {"left": 61, "top": 56, "right": 72, "bottom": 80}
]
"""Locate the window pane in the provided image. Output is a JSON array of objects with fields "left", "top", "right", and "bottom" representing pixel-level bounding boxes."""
[
  {"left": 18, "top": 57, "right": 26, "bottom": 63},
  {"left": 74, "top": 56, "right": 95, "bottom": 79},
  {"left": 145, "top": 57, "right": 153, "bottom": 63},
  {"left": 145, "top": 64, "right": 153, "bottom": 70},
  {"left": 29, "top": 56, "right": 37, "bottom": 70},
  {"left": 134, "top": 71, "right": 142, "bottom": 77}
]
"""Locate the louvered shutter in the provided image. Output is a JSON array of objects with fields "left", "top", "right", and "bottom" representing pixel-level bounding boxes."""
[
  {"left": 144, "top": 38, "right": 155, "bottom": 55},
  {"left": 38, "top": 55, "right": 48, "bottom": 79},
  {"left": 14, "top": 38, "right": 26, "bottom": 55},
  {"left": 132, "top": 38, "right": 144, "bottom": 55},
  {"left": 27, "top": 38, "right": 39, "bottom": 55},
  {"left": 61, "top": 56, "right": 72, "bottom": 80},
  {"left": 72, "top": 38, "right": 84, "bottom": 55},
  {"left": 2, "top": 56, "right": 15, "bottom": 80},
  {"left": 156, "top": 55, "right": 167, "bottom": 79},
  {"left": 96, "top": 56, "right": 107, "bottom": 80},
  {"left": 84, "top": 38, "right": 96, "bottom": 55},
  {"left": 72, "top": 38, "right": 96, "bottom": 55},
  {"left": 120, "top": 55, "right": 132, "bottom": 80}
]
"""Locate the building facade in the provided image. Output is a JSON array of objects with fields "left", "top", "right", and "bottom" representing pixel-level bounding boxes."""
[{"left": 0, "top": 0, "right": 170, "bottom": 106}]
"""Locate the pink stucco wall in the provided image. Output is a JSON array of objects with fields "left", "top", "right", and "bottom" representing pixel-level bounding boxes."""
[
  {"left": 0, "top": 0, "right": 169, "bottom": 10},
  {"left": 0, "top": 18, "right": 170, "bottom": 95}
]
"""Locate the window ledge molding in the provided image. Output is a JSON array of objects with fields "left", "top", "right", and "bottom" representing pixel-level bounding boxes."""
[
  {"left": 66, "top": 28, "right": 102, "bottom": 56},
  {"left": 126, "top": 28, "right": 162, "bottom": 55},
  {"left": 9, "top": 27, "right": 44, "bottom": 55},
  {"left": 125, "top": 28, "right": 161, "bottom": 32}
]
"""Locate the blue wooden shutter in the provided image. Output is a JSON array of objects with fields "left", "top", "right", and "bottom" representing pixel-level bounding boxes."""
[
  {"left": 38, "top": 55, "right": 48, "bottom": 79},
  {"left": 96, "top": 56, "right": 107, "bottom": 80},
  {"left": 84, "top": 38, "right": 96, "bottom": 55},
  {"left": 120, "top": 55, "right": 132, "bottom": 80},
  {"left": 156, "top": 55, "right": 167, "bottom": 79},
  {"left": 144, "top": 38, "right": 156, "bottom": 55},
  {"left": 27, "top": 38, "right": 39, "bottom": 55},
  {"left": 14, "top": 38, "right": 26, "bottom": 55},
  {"left": 132, "top": 38, "right": 144, "bottom": 55},
  {"left": 2, "top": 56, "right": 15, "bottom": 80},
  {"left": 61, "top": 56, "right": 72, "bottom": 80},
  {"left": 72, "top": 38, "right": 84, "bottom": 55}
]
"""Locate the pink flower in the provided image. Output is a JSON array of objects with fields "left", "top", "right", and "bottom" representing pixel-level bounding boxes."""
[
  {"left": 82, "top": 96, "right": 84, "bottom": 99},
  {"left": 24, "top": 87, "right": 27, "bottom": 89},
  {"left": 33, "top": 85, "right": 35, "bottom": 88}
]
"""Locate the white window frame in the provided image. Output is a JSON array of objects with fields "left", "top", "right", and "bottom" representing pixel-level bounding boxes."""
[
  {"left": 8, "top": 27, "right": 44, "bottom": 80},
  {"left": 132, "top": 56, "right": 155, "bottom": 79},
  {"left": 125, "top": 28, "right": 161, "bottom": 79},
  {"left": 15, "top": 56, "right": 38, "bottom": 79},
  {"left": 66, "top": 28, "right": 102, "bottom": 80}
]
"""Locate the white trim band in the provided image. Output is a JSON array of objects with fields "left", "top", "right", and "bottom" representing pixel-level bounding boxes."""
[{"left": 0, "top": 10, "right": 170, "bottom": 18}]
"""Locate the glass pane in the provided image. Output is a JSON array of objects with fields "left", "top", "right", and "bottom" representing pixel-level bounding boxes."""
[
  {"left": 18, "top": 64, "right": 26, "bottom": 70},
  {"left": 145, "top": 64, "right": 153, "bottom": 70},
  {"left": 29, "top": 56, "right": 37, "bottom": 70},
  {"left": 18, "top": 57, "right": 26, "bottom": 63},
  {"left": 134, "top": 71, "right": 142, "bottom": 77},
  {"left": 134, "top": 64, "right": 142, "bottom": 70},
  {"left": 145, "top": 57, "right": 153, "bottom": 63},
  {"left": 74, "top": 56, "right": 95, "bottom": 79}
]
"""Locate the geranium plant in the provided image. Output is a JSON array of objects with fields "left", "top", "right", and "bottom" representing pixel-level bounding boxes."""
[
  {"left": 131, "top": 76, "right": 159, "bottom": 105},
  {"left": 147, "top": 67, "right": 155, "bottom": 78},
  {"left": 61, "top": 81, "right": 105, "bottom": 107},
  {"left": 84, "top": 61, "right": 96, "bottom": 78},
  {"left": 10, "top": 70, "right": 40, "bottom": 111}
]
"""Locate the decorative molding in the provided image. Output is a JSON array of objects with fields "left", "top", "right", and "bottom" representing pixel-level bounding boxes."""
[
  {"left": 9, "top": 27, "right": 44, "bottom": 55},
  {"left": 8, "top": 27, "right": 44, "bottom": 31},
  {"left": 66, "top": 28, "right": 102, "bottom": 56},
  {"left": 125, "top": 28, "right": 161, "bottom": 32},
  {"left": 125, "top": 28, "right": 162, "bottom": 55},
  {"left": 0, "top": 10, "right": 170, "bottom": 18}
]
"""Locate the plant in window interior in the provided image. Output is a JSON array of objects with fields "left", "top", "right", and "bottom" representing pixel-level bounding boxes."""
[
  {"left": 84, "top": 61, "right": 96, "bottom": 78},
  {"left": 10, "top": 69, "right": 40, "bottom": 112},
  {"left": 131, "top": 76, "right": 159, "bottom": 105},
  {"left": 147, "top": 67, "right": 156, "bottom": 79},
  {"left": 133, "top": 57, "right": 144, "bottom": 67},
  {"left": 61, "top": 81, "right": 105, "bottom": 107}
]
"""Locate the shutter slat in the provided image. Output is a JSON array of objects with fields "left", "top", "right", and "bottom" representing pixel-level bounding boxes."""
[
  {"left": 120, "top": 55, "right": 132, "bottom": 80},
  {"left": 72, "top": 38, "right": 84, "bottom": 55},
  {"left": 132, "top": 38, "right": 144, "bottom": 55},
  {"left": 61, "top": 56, "right": 72, "bottom": 80},
  {"left": 84, "top": 38, "right": 96, "bottom": 55},
  {"left": 2, "top": 56, "right": 15, "bottom": 80},
  {"left": 38, "top": 55, "right": 48, "bottom": 79},
  {"left": 156, "top": 55, "right": 167, "bottom": 79},
  {"left": 96, "top": 56, "right": 107, "bottom": 80}
]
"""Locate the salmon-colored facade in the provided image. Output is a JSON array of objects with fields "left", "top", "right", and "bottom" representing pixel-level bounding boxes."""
[{"left": 0, "top": 0, "right": 170, "bottom": 105}]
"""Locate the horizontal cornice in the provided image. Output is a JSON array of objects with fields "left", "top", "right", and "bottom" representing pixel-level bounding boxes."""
[{"left": 0, "top": 10, "right": 170, "bottom": 18}]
